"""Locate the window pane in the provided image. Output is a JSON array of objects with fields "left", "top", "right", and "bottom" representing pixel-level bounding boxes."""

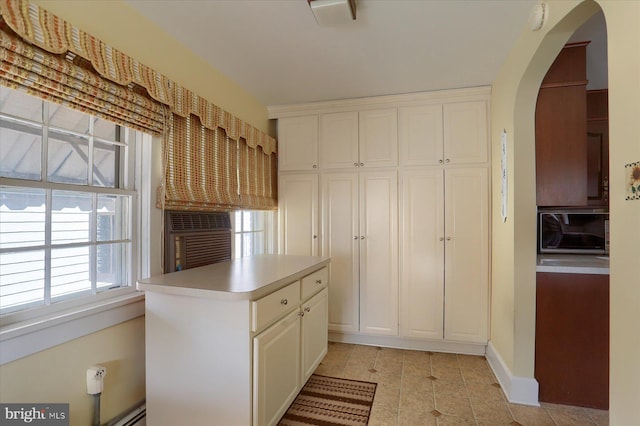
[
  {"left": 242, "top": 233, "right": 252, "bottom": 257},
  {"left": 97, "top": 242, "right": 129, "bottom": 289},
  {"left": 254, "top": 211, "right": 265, "bottom": 231},
  {"left": 235, "top": 233, "right": 242, "bottom": 258},
  {"left": 47, "top": 130, "right": 89, "bottom": 184},
  {"left": 243, "top": 211, "right": 253, "bottom": 231},
  {"left": 0, "top": 249, "right": 45, "bottom": 312},
  {"left": 51, "top": 191, "right": 92, "bottom": 245},
  {"left": 50, "top": 246, "right": 90, "bottom": 299},
  {"left": 93, "top": 117, "right": 118, "bottom": 141},
  {"left": 93, "top": 141, "right": 119, "bottom": 188},
  {"left": 235, "top": 211, "right": 243, "bottom": 232},
  {"left": 0, "top": 87, "right": 42, "bottom": 122},
  {"left": 0, "top": 119, "right": 42, "bottom": 180},
  {"left": 49, "top": 103, "right": 90, "bottom": 134},
  {"left": 97, "top": 194, "right": 130, "bottom": 241},
  {"left": 0, "top": 187, "right": 46, "bottom": 249}
]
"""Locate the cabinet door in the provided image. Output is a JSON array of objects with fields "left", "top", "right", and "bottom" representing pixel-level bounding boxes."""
[
  {"left": 443, "top": 101, "right": 488, "bottom": 164},
  {"left": 278, "top": 174, "right": 319, "bottom": 256},
  {"left": 321, "top": 173, "right": 359, "bottom": 333},
  {"left": 359, "top": 171, "right": 398, "bottom": 336},
  {"left": 443, "top": 168, "right": 489, "bottom": 343},
  {"left": 359, "top": 108, "right": 398, "bottom": 167},
  {"left": 253, "top": 310, "right": 301, "bottom": 426},
  {"left": 278, "top": 116, "right": 318, "bottom": 171},
  {"left": 301, "top": 288, "right": 329, "bottom": 382},
  {"left": 320, "top": 111, "right": 359, "bottom": 169},
  {"left": 400, "top": 170, "right": 445, "bottom": 339},
  {"left": 398, "top": 104, "right": 443, "bottom": 166}
]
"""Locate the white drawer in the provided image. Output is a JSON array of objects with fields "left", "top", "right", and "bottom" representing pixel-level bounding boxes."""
[
  {"left": 252, "top": 281, "right": 300, "bottom": 333},
  {"left": 301, "top": 267, "right": 328, "bottom": 301}
]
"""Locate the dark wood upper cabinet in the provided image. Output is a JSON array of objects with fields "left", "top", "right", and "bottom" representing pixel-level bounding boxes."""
[
  {"left": 535, "top": 42, "right": 589, "bottom": 207},
  {"left": 586, "top": 89, "right": 609, "bottom": 207}
]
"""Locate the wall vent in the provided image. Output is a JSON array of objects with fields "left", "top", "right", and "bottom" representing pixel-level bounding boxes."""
[{"left": 164, "top": 211, "right": 232, "bottom": 273}]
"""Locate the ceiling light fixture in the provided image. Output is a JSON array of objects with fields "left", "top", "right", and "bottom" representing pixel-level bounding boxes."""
[{"left": 308, "top": 0, "right": 356, "bottom": 27}]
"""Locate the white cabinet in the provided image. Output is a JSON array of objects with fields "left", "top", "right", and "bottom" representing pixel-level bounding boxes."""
[
  {"left": 322, "top": 171, "right": 398, "bottom": 336},
  {"left": 278, "top": 115, "right": 319, "bottom": 170},
  {"left": 253, "top": 309, "right": 301, "bottom": 426},
  {"left": 443, "top": 101, "right": 488, "bottom": 164},
  {"left": 278, "top": 174, "right": 319, "bottom": 256},
  {"left": 443, "top": 167, "right": 489, "bottom": 342},
  {"left": 400, "top": 168, "right": 489, "bottom": 343},
  {"left": 320, "top": 109, "right": 397, "bottom": 169},
  {"left": 320, "top": 112, "right": 359, "bottom": 169},
  {"left": 399, "top": 101, "right": 488, "bottom": 166},
  {"left": 301, "top": 288, "right": 329, "bottom": 381}
]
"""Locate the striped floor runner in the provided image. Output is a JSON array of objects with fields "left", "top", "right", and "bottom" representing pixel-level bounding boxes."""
[{"left": 278, "top": 374, "right": 377, "bottom": 426}]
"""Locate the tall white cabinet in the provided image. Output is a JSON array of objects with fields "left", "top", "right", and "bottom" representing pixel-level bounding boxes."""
[{"left": 273, "top": 87, "right": 490, "bottom": 353}]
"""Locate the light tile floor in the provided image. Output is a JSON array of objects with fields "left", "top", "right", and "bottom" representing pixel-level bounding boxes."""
[{"left": 314, "top": 342, "right": 609, "bottom": 426}]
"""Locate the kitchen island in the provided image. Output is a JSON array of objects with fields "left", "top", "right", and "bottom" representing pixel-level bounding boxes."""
[
  {"left": 137, "top": 254, "right": 330, "bottom": 426},
  {"left": 534, "top": 254, "right": 609, "bottom": 409}
]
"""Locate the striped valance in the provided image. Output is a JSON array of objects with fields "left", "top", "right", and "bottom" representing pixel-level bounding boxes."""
[{"left": 0, "top": 0, "right": 276, "bottom": 154}]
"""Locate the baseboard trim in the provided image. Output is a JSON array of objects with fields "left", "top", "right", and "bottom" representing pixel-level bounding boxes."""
[
  {"left": 328, "top": 331, "right": 486, "bottom": 356},
  {"left": 486, "top": 341, "right": 540, "bottom": 406}
]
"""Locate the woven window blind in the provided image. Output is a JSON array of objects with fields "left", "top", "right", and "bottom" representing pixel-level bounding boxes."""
[{"left": 0, "top": 19, "right": 165, "bottom": 134}]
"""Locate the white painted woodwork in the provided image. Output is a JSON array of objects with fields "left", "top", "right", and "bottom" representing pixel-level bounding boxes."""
[
  {"left": 319, "top": 111, "right": 359, "bottom": 169},
  {"left": 254, "top": 309, "right": 301, "bottom": 426},
  {"left": 278, "top": 174, "right": 319, "bottom": 256},
  {"left": 277, "top": 115, "right": 319, "bottom": 170},
  {"left": 141, "top": 256, "right": 329, "bottom": 426},
  {"left": 321, "top": 173, "right": 360, "bottom": 333},
  {"left": 400, "top": 170, "right": 445, "bottom": 339},
  {"left": 358, "top": 108, "right": 398, "bottom": 167},
  {"left": 301, "top": 288, "right": 329, "bottom": 382},
  {"left": 359, "top": 171, "right": 398, "bottom": 336},
  {"left": 252, "top": 281, "right": 300, "bottom": 333},
  {"left": 443, "top": 167, "right": 489, "bottom": 343},
  {"left": 398, "top": 104, "right": 444, "bottom": 166},
  {"left": 443, "top": 101, "right": 488, "bottom": 164}
]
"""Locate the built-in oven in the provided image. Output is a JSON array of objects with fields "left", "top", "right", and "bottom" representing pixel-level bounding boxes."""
[{"left": 538, "top": 209, "right": 609, "bottom": 254}]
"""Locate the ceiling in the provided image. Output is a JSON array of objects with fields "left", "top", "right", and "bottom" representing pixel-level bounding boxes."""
[{"left": 125, "top": 1, "right": 606, "bottom": 108}]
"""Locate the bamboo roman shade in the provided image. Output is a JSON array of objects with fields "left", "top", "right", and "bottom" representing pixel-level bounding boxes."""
[{"left": 0, "top": 0, "right": 278, "bottom": 211}]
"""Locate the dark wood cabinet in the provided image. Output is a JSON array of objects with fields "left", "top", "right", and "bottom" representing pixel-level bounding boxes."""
[
  {"left": 535, "top": 272, "right": 609, "bottom": 409},
  {"left": 535, "top": 42, "right": 589, "bottom": 207},
  {"left": 586, "top": 89, "right": 609, "bottom": 207}
]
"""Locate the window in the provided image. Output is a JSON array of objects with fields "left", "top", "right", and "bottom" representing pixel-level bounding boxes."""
[
  {"left": 233, "top": 210, "right": 273, "bottom": 258},
  {"left": 0, "top": 86, "right": 141, "bottom": 316}
]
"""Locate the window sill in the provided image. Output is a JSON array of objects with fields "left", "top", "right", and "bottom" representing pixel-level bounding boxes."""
[{"left": 0, "top": 291, "right": 145, "bottom": 365}]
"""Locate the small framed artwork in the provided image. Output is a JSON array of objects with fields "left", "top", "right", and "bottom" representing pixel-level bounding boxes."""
[{"left": 626, "top": 161, "right": 640, "bottom": 200}]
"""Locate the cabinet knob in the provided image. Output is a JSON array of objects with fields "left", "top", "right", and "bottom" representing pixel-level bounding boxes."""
[
  {"left": 439, "top": 237, "right": 444, "bottom": 241},
  {"left": 446, "top": 237, "right": 451, "bottom": 241},
  {"left": 312, "top": 164, "right": 317, "bottom": 169},
  {"left": 280, "top": 298, "right": 288, "bottom": 305},
  {"left": 315, "top": 279, "right": 322, "bottom": 284},
  {"left": 353, "top": 236, "right": 358, "bottom": 240},
  {"left": 445, "top": 158, "right": 450, "bottom": 163},
  {"left": 359, "top": 162, "right": 364, "bottom": 167},
  {"left": 439, "top": 159, "right": 443, "bottom": 164},
  {"left": 354, "top": 162, "right": 359, "bottom": 167},
  {"left": 298, "top": 311, "right": 304, "bottom": 317},
  {"left": 304, "top": 306, "right": 311, "bottom": 313},
  {"left": 360, "top": 236, "right": 365, "bottom": 240},
  {"left": 313, "top": 235, "right": 318, "bottom": 239}
]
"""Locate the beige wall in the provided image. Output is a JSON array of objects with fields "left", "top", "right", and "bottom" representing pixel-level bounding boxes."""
[
  {"left": 0, "top": 318, "right": 145, "bottom": 425},
  {"left": 491, "top": 0, "right": 640, "bottom": 422},
  {"left": 31, "top": 0, "right": 271, "bottom": 135}
]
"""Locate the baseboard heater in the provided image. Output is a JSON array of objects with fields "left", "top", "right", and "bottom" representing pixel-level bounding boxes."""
[{"left": 107, "top": 402, "right": 146, "bottom": 426}]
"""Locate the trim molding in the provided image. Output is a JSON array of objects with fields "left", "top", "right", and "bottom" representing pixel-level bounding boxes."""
[
  {"left": 329, "top": 331, "right": 487, "bottom": 356},
  {"left": 486, "top": 340, "right": 540, "bottom": 406}
]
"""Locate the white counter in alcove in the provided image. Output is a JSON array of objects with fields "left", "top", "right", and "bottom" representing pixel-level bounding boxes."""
[
  {"left": 136, "top": 254, "right": 330, "bottom": 426},
  {"left": 536, "top": 254, "right": 609, "bottom": 275}
]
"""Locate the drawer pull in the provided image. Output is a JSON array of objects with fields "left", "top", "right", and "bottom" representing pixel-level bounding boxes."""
[
  {"left": 280, "top": 298, "right": 288, "bottom": 305},
  {"left": 304, "top": 306, "right": 311, "bottom": 313},
  {"left": 315, "top": 279, "right": 322, "bottom": 284},
  {"left": 298, "top": 311, "right": 304, "bottom": 317}
]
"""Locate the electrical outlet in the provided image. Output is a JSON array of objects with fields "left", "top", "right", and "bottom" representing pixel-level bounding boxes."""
[{"left": 86, "top": 365, "right": 107, "bottom": 395}]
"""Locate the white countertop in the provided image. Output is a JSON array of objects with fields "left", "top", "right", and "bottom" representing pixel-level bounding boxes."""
[
  {"left": 137, "top": 254, "right": 330, "bottom": 300},
  {"left": 536, "top": 254, "right": 609, "bottom": 275}
]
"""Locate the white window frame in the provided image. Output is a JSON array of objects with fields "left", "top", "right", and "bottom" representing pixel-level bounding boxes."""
[
  {"left": 232, "top": 210, "right": 275, "bottom": 258},
  {"left": 0, "top": 95, "right": 155, "bottom": 365}
]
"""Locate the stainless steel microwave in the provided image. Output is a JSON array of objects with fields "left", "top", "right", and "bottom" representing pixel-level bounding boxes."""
[{"left": 538, "top": 209, "right": 609, "bottom": 254}]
